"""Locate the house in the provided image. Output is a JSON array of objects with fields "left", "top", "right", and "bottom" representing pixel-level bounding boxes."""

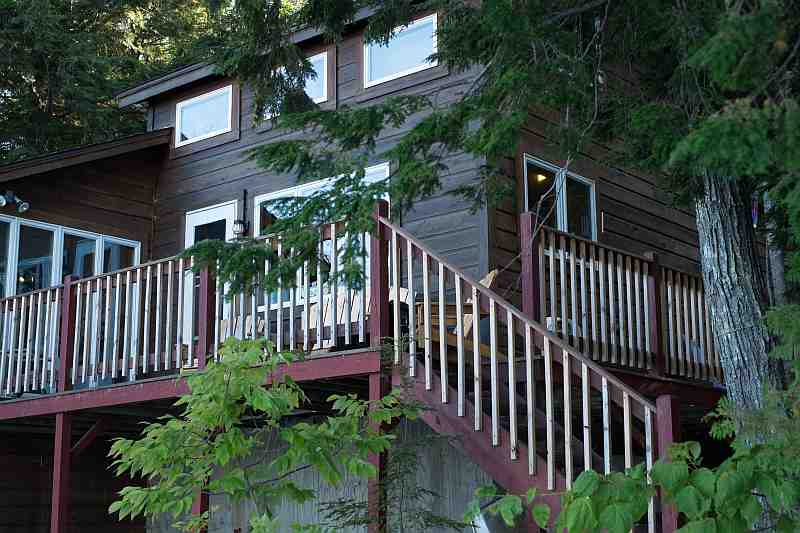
[{"left": 0, "top": 9, "right": 725, "bottom": 533}]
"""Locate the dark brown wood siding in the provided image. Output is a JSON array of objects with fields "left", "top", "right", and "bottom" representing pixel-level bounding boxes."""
[
  {"left": 148, "top": 31, "right": 490, "bottom": 279},
  {"left": 3, "top": 146, "right": 164, "bottom": 261},
  {"left": 489, "top": 113, "right": 704, "bottom": 303}
]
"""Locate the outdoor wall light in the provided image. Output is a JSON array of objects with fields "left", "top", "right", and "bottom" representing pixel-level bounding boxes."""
[
  {"left": 233, "top": 189, "right": 249, "bottom": 239},
  {"left": 0, "top": 191, "right": 30, "bottom": 213}
]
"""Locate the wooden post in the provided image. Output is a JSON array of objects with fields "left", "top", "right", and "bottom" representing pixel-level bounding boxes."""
[
  {"left": 191, "top": 488, "right": 209, "bottom": 532},
  {"left": 370, "top": 201, "right": 390, "bottom": 348},
  {"left": 520, "top": 212, "right": 541, "bottom": 321},
  {"left": 367, "top": 371, "right": 390, "bottom": 533},
  {"left": 195, "top": 266, "right": 215, "bottom": 369},
  {"left": 50, "top": 411, "right": 72, "bottom": 533},
  {"left": 656, "top": 395, "right": 681, "bottom": 533},
  {"left": 644, "top": 253, "right": 665, "bottom": 376},
  {"left": 57, "top": 276, "right": 76, "bottom": 393}
]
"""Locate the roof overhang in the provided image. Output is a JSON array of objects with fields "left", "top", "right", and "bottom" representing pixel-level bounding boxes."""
[
  {"left": 0, "top": 129, "right": 172, "bottom": 182},
  {"left": 116, "top": 7, "right": 376, "bottom": 108}
]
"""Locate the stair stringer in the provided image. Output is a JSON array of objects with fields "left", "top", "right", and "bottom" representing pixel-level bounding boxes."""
[{"left": 393, "top": 370, "right": 563, "bottom": 525}]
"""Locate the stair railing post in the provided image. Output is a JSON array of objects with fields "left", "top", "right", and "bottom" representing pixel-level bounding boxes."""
[
  {"left": 370, "top": 200, "right": 390, "bottom": 348},
  {"left": 57, "top": 275, "right": 77, "bottom": 393},
  {"left": 195, "top": 265, "right": 215, "bottom": 369},
  {"left": 656, "top": 394, "right": 681, "bottom": 533},
  {"left": 520, "top": 212, "right": 541, "bottom": 321},
  {"left": 644, "top": 252, "right": 665, "bottom": 376}
]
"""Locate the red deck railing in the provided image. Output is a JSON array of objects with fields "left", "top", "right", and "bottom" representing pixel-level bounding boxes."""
[{"left": 520, "top": 213, "right": 723, "bottom": 384}]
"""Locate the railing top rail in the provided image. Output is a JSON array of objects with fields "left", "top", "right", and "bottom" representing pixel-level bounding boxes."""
[
  {"left": 527, "top": 219, "right": 656, "bottom": 265},
  {"left": 0, "top": 283, "right": 63, "bottom": 305},
  {"left": 66, "top": 253, "right": 189, "bottom": 287},
  {"left": 380, "top": 215, "right": 658, "bottom": 413}
]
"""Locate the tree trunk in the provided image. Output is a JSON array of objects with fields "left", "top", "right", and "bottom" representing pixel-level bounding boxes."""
[
  {"left": 694, "top": 174, "right": 784, "bottom": 410},
  {"left": 763, "top": 193, "right": 787, "bottom": 307}
]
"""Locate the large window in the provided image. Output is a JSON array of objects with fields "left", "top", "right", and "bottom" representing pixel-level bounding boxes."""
[
  {"left": 175, "top": 85, "right": 233, "bottom": 147},
  {"left": 523, "top": 155, "right": 597, "bottom": 240},
  {"left": 305, "top": 52, "right": 329, "bottom": 104},
  {"left": 364, "top": 14, "right": 438, "bottom": 87},
  {"left": 0, "top": 216, "right": 140, "bottom": 297},
  {"left": 253, "top": 163, "right": 390, "bottom": 308}
]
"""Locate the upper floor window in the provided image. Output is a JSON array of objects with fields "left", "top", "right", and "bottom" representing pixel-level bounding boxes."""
[
  {"left": 305, "top": 52, "right": 329, "bottom": 104},
  {"left": 523, "top": 154, "right": 597, "bottom": 240},
  {"left": 364, "top": 14, "right": 438, "bottom": 88},
  {"left": 175, "top": 85, "right": 233, "bottom": 147}
]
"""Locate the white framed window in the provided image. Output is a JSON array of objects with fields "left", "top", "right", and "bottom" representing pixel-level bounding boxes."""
[
  {"left": 175, "top": 85, "right": 233, "bottom": 147},
  {"left": 253, "top": 162, "right": 390, "bottom": 309},
  {"left": 523, "top": 154, "right": 597, "bottom": 240},
  {"left": 305, "top": 51, "right": 329, "bottom": 104},
  {"left": 363, "top": 13, "right": 438, "bottom": 88},
  {"left": 0, "top": 215, "right": 140, "bottom": 298}
]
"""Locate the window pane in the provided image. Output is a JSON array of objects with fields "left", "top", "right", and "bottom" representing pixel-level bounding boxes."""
[
  {"left": 305, "top": 54, "right": 327, "bottom": 103},
  {"left": 0, "top": 221, "right": 9, "bottom": 296},
  {"left": 62, "top": 234, "right": 96, "bottom": 279},
  {"left": 525, "top": 162, "right": 558, "bottom": 229},
  {"left": 103, "top": 242, "right": 135, "bottom": 272},
  {"left": 178, "top": 88, "right": 231, "bottom": 143},
  {"left": 17, "top": 225, "right": 53, "bottom": 293},
  {"left": 367, "top": 17, "right": 436, "bottom": 83},
  {"left": 566, "top": 177, "right": 594, "bottom": 239},
  {"left": 194, "top": 219, "right": 227, "bottom": 242}
]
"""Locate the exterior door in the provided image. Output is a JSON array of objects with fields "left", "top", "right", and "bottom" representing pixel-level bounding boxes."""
[{"left": 183, "top": 201, "right": 238, "bottom": 345}]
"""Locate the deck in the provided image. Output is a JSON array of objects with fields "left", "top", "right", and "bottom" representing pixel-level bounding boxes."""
[{"left": 0, "top": 202, "right": 722, "bottom": 532}]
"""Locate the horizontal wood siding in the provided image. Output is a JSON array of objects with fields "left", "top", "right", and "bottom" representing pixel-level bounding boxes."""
[
  {"left": 149, "top": 31, "right": 489, "bottom": 278},
  {"left": 4, "top": 147, "right": 163, "bottom": 260}
]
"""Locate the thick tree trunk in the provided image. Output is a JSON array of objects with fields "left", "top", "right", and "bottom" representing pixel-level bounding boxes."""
[
  {"left": 694, "top": 174, "right": 784, "bottom": 410},
  {"left": 763, "top": 194, "right": 787, "bottom": 307}
]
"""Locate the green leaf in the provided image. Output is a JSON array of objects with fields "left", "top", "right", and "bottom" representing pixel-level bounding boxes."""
[
  {"left": 565, "top": 497, "right": 597, "bottom": 532},
  {"left": 525, "top": 487, "right": 537, "bottom": 504},
  {"left": 674, "top": 485, "right": 708, "bottom": 519},
  {"left": 676, "top": 518, "right": 717, "bottom": 533},
  {"left": 598, "top": 503, "right": 633, "bottom": 533},
  {"left": 572, "top": 470, "right": 601, "bottom": 497},
  {"left": 531, "top": 503, "right": 550, "bottom": 530},
  {"left": 740, "top": 495, "right": 762, "bottom": 525},
  {"left": 690, "top": 468, "right": 716, "bottom": 499},
  {"left": 651, "top": 461, "right": 690, "bottom": 494}
]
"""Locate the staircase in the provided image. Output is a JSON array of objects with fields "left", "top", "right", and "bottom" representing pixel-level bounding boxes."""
[{"left": 377, "top": 215, "right": 662, "bottom": 532}]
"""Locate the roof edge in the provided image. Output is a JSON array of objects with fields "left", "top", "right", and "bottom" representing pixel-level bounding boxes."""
[
  {"left": 116, "top": 7, "right": 376, "bottom": 108},
  {"left": 0, "top": 129, "right": 172, "bottom": 182}
]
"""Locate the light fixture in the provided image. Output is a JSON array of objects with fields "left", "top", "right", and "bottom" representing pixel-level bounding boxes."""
[
  {"left": 536, "top": 173, "right": 548, "bottom": 183},
  {"left": 233, "top": 189, "right": 249, "bottom": 240},
  {"left": 0, "top": 191, "right": 29, "bottom": 213}
]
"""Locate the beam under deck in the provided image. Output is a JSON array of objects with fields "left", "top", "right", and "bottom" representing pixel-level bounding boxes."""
[{"left": 0, "top": 350, "right": 381, "bottom": 421}]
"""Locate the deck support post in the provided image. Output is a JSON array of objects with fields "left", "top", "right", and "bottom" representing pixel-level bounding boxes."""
[
  {"left": 370, "top": 200, "right": 390, "bottom": 348},
  {"left": 57, "top": 275, "right": 76, "bottom": 393},
  {"left": 50, "top": 411, "right": 72, "bottom": 533},
  {"left": 644, "top": 253, "right": 666, "bottom": 376},
  {"left": 520, "top": 212, "right": 541, "bottom": 321},
  {"left": 367, "top": 371, "right": 390, "bottom": 533},
  {"left": 656, "top": 394, "right": 681, "bottom": 533},
  {"left": 191, "top": 488, "right": 209, "bottom": 532},
  {"left": 195, "top": 266, "right": 215, "bottom": 369}
]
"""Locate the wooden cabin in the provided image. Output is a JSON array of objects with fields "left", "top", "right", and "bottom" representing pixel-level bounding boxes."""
[{"left": 0, "top": 10, "right": 726, "bottom": 533}]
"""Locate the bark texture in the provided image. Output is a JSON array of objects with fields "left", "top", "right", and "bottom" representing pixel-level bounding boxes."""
[
  {"left": 694, "top": 174, "right": 784, "bottom": 410},
  {"left": 764, "top": 194, "right": 787, "bottom": 307}
]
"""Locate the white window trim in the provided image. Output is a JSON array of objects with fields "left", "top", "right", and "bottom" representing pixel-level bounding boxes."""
[
  {"left": 523, "top": 154, "right": 598, "bottom": 240},
  {"left": 0, "top": 214, "right": 141, "bottom": 298},
  {"left": 363, "top": 13, "right": 438, "bottom": 88},
  {"left": 174, "top": 85, "right": 233, "bottom": 148},
  {"left": 308, "top": 51, "right": 329, "bottom": 104}
]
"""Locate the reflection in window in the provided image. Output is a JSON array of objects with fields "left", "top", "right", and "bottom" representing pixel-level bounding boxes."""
[
  {"left": 0, "top": 222, "right": 8, "bottom": 296},
  {"left": 103, "top": 241, "right": 136, "bottom": 272},
  {"left": 364, "top": 14, "right": 437, "bottom": 86},
  {"left": 176, "top": 85, "right": 233, "bottom": 146},
  {"left": 62, "top": 234, "right": 96, "bottom": 279},
  {"left": 305, "top": 52, "right": 328, "bottom": 104},
  {"left": 566, "top": 178, "right": 593, "bottom": 240},
  {"left": 17, "top": 225, "right": 53, "bottom": 293},
  {"left": 194, "top": 219, "right": 227, "bottom": 243},
  {"left": 524, "top": 163, "right": 558, "bottom": 229}
]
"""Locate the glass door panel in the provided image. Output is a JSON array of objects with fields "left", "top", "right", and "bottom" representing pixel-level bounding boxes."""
[{"left": 17, "top": 225, "right": 54, "bottom": 293}]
